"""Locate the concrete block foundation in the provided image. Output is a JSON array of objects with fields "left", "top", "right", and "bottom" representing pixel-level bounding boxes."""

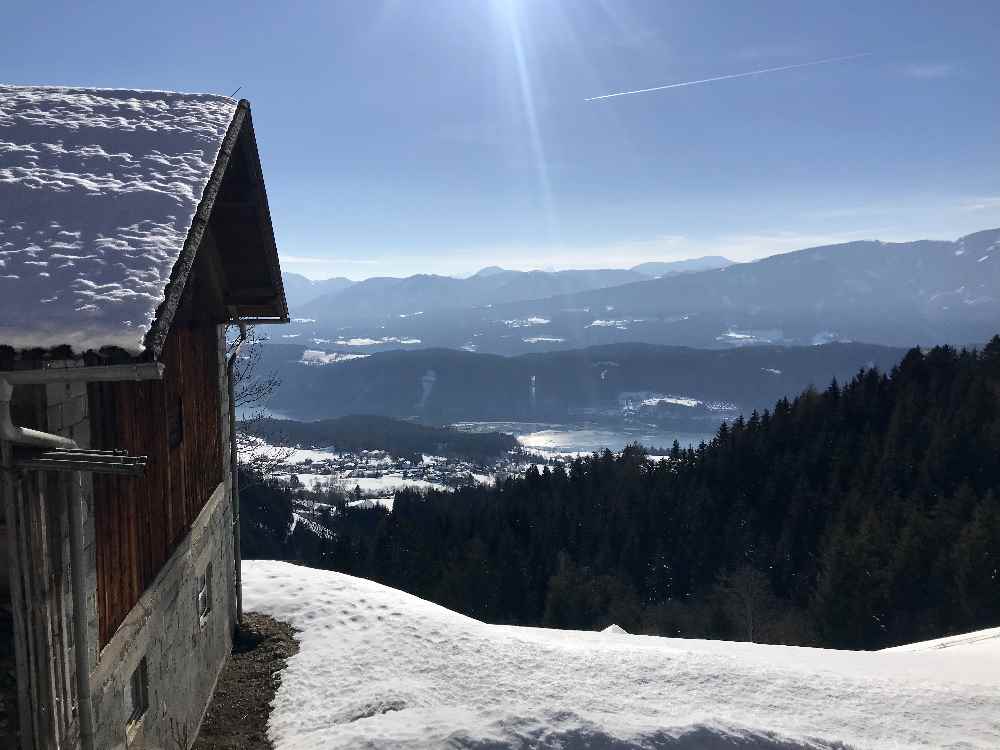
[{"left": 90, "top": 483, "right": 234, "bottom": 749}]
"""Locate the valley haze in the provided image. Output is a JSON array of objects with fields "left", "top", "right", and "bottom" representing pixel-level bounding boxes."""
[{"left": 277, "top": 229, "right": 1000, "bottom": 356}]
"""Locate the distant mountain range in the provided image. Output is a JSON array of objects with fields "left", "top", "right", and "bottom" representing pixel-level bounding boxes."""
[
  {"left": 629, "top": 255, "right": 732, "bottom": 277},
  {"left": 281, "top": 255, "right": 734, "bottom": 316},
  {"left": 258, "top": 341, "right": 906, "bottom": 425},
  {"left": 281, "top": 274, "right": 354, "bottom": 311},
  {"left": 276, "top": 229, "right": 999, "bottom": 353},
  {"left": 295, "top": 268, "right": 648, "bottom": 321}
]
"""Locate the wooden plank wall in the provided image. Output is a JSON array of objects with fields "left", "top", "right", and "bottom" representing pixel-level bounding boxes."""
[
  {"left": 2, "top": 387, "right": 80, "bottom": 749},
  {"left": 90, "top": 325, "right": 223, "bottom": 646}
]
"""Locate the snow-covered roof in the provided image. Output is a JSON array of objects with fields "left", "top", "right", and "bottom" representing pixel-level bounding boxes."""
[{"left": 0, "top": 85, "right": 243, "bottom": 355}]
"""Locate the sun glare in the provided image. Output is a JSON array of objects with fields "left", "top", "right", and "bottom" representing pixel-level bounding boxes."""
[{"left": 494, "top": 0, "right": 560, "bottom": 248}]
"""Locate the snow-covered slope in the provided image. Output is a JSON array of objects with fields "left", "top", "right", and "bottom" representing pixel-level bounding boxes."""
[
  {"left": 881, "top": 626, "right": 1000, "bottom": 654},
  {"left": 243, "top": 561, "right": 1000, "bottom": 749},
  {"left": 0, "top": 85, "right": 237, "bottom": 353}
]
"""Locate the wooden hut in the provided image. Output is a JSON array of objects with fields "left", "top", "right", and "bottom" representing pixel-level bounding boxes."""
[{"left": 0, "top": 85, "right": 287, "bottom": 749}]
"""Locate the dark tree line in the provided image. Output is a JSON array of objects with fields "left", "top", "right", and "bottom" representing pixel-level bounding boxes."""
[{"left": 242, "top": 339, "right": 1000, "bottom": 649}]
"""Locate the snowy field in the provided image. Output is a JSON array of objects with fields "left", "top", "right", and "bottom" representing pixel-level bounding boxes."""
[
  {"left": 452, "top": 421, "right": 716, "bottom": 458},
  {"left": 282, "top": 473, "right": 450, "bottom": 494},
  {"left": 240, "top": 436, "right": 346, "bottom": 465},
  {"left": 517, "top": 426, "right": 715, "bottom": 457},
  {"left": 243, "top": 561, "right": 1000, "bottom": 749}
]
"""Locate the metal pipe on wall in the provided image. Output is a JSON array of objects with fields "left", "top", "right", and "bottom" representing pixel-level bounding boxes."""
[
  {"left": 0, "top": 378, "right": 76, "bottom": 450},
  {"left": 0, "top": 362, "right": 164, "bottom": 386}
]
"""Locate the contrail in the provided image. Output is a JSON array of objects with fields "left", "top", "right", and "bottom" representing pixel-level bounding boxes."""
[{"left": 585, "top": 52, "right": 871, "bottom": 102}]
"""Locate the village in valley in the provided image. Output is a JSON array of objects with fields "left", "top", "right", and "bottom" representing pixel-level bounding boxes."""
[{"left": 241, "top": 436, "right": 557, "bottom": 512}]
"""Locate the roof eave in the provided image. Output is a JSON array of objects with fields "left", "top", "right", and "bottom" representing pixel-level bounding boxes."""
[
  {"left": 236, "top": 103, "right": 290, "bottom": 325},
  {"left": 142, "top": 100, "right": 250, "bottom": 358}
]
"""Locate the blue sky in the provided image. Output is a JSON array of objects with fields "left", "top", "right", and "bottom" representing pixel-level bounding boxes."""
[{"left": 3, "top": 0, "right": 999, "bottom": 278}]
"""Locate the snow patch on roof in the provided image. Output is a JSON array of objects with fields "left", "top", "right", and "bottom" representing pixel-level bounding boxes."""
[{"left": 0, "top": 85, "right": 237, "bottom": 353}]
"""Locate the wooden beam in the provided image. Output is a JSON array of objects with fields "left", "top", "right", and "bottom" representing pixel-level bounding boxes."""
[
  {"left": 223, "top": 287, "right": 276, "bottom": 300},
  {"left": 212, "top": 200, "right": 257, "bottom": 210},
  {"left": 12, "top": 447, "right": 148, "bottom": 476},
  {"left": 15, "top": 459, "right": 145, "bottom": 476},
  {"left": 0, "top": 364, "right": 164, "bottom": 386},
  {"left": 190, "top": 229, "right": 228, "bottom": 324},
  {"left": 2, "top": 437, "right": 34, "bottom": 750},
  {"left": 239, "top": 108, "right": 289, "bottom": 322}
]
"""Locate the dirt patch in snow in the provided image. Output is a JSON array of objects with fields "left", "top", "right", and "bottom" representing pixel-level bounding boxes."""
[{"left": 193, "top": 613, "right": 299, "bottom": 750}]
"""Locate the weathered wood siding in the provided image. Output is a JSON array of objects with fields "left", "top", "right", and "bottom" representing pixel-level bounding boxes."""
[
  {"left": 89, "top": 325, "right": 223, "bottom": 646},
  {"left": 2, "top": 385, "right": 80, "bottom": 749}
]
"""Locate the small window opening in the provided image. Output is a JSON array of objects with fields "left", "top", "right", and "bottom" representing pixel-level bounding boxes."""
[
  {"left": 125, "top": 657, "right": 149, "bottom": 727},
  {"left": 197, "top": 563, "right": 213, "bottom": 626}
]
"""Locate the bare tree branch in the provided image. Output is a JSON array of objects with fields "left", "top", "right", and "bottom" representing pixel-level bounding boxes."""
[{"left": 227, "top": 324, "right": 293, "bottom": 479}]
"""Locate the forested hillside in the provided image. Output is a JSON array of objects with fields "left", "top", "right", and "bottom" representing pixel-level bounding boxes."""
[
  {"left": 242, "top": 414, "right": 517, "bottom": 461},
  {"left": 243, "top": 339, "right": 1000, "bottom": 650},
  {"left": 261, "top": 341, "right": 904, "bottom": 423}
]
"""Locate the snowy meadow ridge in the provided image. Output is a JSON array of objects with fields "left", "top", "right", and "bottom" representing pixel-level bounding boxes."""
[{"left": 244, "top": 561, "right": 1000, "bottom": 750}]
